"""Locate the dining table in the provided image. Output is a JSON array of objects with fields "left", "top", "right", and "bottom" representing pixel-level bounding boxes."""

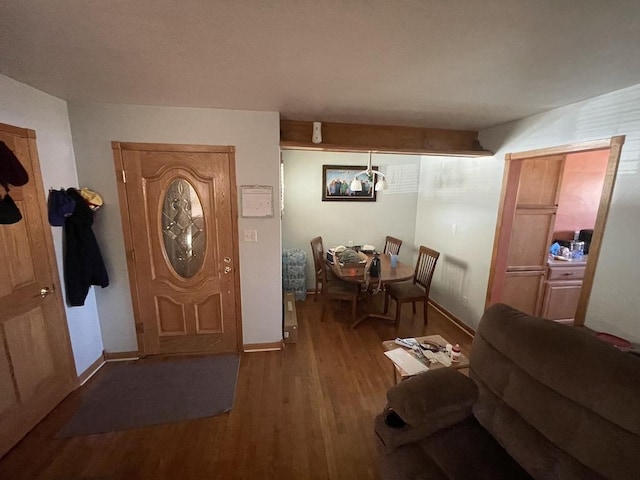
[{"left": 327, "top": 252, "right": 415, "bottom": 328}]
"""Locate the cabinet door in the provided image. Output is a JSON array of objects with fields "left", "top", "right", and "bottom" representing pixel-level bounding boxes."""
[
  {"left": 496, "top": 155, "right": 565, "bottom": 313},
  {"left": 503, "top": 270, "right": 546, "bottom": 316},
  {"left": 541, "top": 280, "right": 582, "bottom": 323}
]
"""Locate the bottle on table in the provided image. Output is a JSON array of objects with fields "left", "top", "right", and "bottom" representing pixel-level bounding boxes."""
[{"left": 451, "top": 344, "right": 461, "bottom": 363}]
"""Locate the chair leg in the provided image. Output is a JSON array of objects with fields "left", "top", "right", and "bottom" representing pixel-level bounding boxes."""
[
  {"left": 423, "top": 300, "right": 428, "bottom": 326},
  {"left": 383, "top": 291, "right": 390, "bottom": 313},
  {"left": 395, "top": 301, "right": 402, "bottom": 325},
  {"left": 412, "top": 302, "right": 417, "bottom": 314}
]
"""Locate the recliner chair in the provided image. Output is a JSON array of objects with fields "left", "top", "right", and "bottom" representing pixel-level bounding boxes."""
[{"left": 374, "top": 303, "right": 640, "bottom": 480}]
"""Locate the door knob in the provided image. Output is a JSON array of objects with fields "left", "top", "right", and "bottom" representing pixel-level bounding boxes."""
[
  {"left": 224, "top": 266, "right": 232, "bottom": 274},
  {"left": 35, "top": 285, "right": 55, "bottom": 298}
]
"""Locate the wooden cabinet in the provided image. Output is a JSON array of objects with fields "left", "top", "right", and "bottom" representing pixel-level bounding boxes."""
[
  {"left": 496, "top": 155, "right": 566, "bottom": 316},
  {"left": 540, "top": 261, "right": 586, "bottom": 324}
]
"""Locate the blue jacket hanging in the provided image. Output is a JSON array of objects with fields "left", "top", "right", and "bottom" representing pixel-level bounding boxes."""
[{"left": 64, "top": 188, "right": 109, "bottom": 306}]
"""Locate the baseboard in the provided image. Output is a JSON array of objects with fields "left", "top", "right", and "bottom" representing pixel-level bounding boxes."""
[
  {"left": 429, "top": 300, "right": 476, "bottom": 338},
  {"left": 77, "top": 353, "right": 106, "bottom": 386},
  {"left": 104, "top": 350, "right": 141, "bottom": 361},
  {"left": 243, "top": 341, "right": 282, "bottom": 352}
]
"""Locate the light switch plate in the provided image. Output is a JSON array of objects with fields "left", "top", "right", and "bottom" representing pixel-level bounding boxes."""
[{"left": 244, "top": 229, "right": 258, "bottom": 242}]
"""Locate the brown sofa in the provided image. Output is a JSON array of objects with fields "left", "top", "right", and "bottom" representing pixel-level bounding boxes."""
[{"left": 374, "top": 303, "right": 640, "bottom": 480}]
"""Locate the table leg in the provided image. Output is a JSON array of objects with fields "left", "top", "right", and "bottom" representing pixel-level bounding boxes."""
[{"left": 350, "top": 287, "right": 397, "bottom": 328}]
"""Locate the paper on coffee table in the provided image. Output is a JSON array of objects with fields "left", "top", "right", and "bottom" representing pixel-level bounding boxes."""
[{"left": 384, "top": 348, "right": 429, "bottom": 375}]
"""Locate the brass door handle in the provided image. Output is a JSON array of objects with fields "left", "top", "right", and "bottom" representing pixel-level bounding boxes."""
[
  {"left": 224, "top": 266, "right": 232, "bottom": 274},
  {"left": 35, "top": 285, "right": 55, "bottom": 298}
]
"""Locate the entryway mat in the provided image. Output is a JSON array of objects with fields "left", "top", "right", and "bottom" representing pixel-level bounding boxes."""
[{"left": 56, "top": 354, "right": 240, "bottom": 437}]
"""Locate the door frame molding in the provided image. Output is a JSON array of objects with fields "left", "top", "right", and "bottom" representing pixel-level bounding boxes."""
[
  {"left": 112, "top": 141, "right": 243, "bottom": 354},
  {"left": 486, "top": 135, "right": 625, "bottom": 325}
]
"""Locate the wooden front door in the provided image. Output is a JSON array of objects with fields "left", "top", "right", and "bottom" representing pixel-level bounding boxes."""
[
  {"left": 112, "top": 142, "right": 241, "bottom": 355},
  {"left": 0, "top": 122, "right": 76, "bottom": 457}
]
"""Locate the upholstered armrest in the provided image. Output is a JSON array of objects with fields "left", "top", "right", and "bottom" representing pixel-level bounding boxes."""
[
  {"left": 388, "top": 368, "right": 477, "bottom": 425},
  {"left": 375, "top": 368, "right": 477, "bottom": 452}
]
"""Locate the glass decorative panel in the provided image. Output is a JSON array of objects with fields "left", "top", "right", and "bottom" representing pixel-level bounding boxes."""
[{"left": 161, "top": 178, "right": 206, "bottom": 278}]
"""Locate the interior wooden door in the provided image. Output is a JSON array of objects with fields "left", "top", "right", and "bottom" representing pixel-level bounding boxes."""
[
  {"left": 112, "top": 142, "right": 241, "bottom": 355},
  {"left": 0, "top": 122, "right": 76, "bottom": 458},
  {"left": 490, "top": 155, "right": 565, "bottom": 315}
]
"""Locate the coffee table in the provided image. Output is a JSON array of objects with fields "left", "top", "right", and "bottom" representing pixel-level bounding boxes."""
[{"left": 382, "top": 334, "right": 469, "bottom": 383}]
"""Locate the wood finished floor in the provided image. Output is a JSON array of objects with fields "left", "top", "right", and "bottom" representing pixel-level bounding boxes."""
[{"left": 0, "top": 295, "right": 473, "bottom": 480}]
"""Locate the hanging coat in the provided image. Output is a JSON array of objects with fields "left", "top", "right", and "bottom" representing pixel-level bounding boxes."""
[{"left": 64, "top": 188, "right": 109, "bottom": 306}]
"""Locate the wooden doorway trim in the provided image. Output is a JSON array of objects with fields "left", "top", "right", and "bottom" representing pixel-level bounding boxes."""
[
  {"left": 486, "top": 135, "right": 625, "bottom": 325},
  {"left": 112, "top": 142, "right": 243, "bottom": 355}
]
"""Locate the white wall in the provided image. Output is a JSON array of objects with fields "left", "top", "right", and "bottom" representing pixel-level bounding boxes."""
[
  {"left": 0, "top": 74, "right": 104, "bottom": 375},
  {"left": 414, "top": 155, "right": 503, "bottom": 328},
  {"left": 481, "top": 84, "right": 640, "bottom": 343},
  {"left": 67, "top": 102, "right": 281, "bottom": 351},
  {"left": 282, "top": 150, "right": 420, "bottom": 289},
  {"left": 415, "top": 83, "right": 640, "bottom": 343},
  {"left": 7, "top": 70, "right": 638, "bottom": 354}
]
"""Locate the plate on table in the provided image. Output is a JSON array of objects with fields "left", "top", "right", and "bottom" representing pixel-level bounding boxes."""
[{"left": 361, "top": 244, "right": 376, "bottom": 253}]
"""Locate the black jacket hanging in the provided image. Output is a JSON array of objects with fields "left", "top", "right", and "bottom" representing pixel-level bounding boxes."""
[
  {"left": 64, "top": 188, "right": 109, "bottom": 306},
  {"left": 0, "top": 140, "right": 29, "bottom": 190},
  {"left": 0, "top": 192, "right": 22, "bottom": 224}
]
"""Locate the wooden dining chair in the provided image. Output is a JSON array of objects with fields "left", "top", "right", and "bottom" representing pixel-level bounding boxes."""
[
  {"left": 383, "top": 236, "right": 403, "bottom": 256},
  {"left": 310, "top": 236, "right": 360, "bottom": 321},
  {"left": 310, "top": 236, "right": 332, "bottom": 298},
  {"left": 383, "top": 246, "right": 440, "bottom": 326}
]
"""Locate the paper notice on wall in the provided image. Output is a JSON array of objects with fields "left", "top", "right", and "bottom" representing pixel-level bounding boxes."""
[
  {"left": 240, "top": 185, "right": 273, "bottom": 217},
  {"left": 384, "top": 348, "right": 429, "bottom": 375}
]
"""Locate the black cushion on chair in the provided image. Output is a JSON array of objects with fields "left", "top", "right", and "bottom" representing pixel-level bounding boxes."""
[{"left": 386, "top": 282, "right": 424, "bottom": 302}]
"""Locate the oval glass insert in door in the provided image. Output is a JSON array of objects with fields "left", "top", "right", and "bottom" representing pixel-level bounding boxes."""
[{"left": 161, "top": 178, "right": 206, "bottom": 278}]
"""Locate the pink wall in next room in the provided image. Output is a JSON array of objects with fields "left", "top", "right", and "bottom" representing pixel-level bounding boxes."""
[{"left": 554, "top": 150, "right": 609, "bottom": 240}]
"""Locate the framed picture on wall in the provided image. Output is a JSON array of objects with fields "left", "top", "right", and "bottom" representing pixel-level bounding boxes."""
[{"left": 322, "top": 165, "right": 378, "bottom": 202}]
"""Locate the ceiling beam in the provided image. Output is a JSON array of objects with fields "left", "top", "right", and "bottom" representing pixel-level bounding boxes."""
[{"left": 280, "top": 120, "right": 493, "bottom": 157}]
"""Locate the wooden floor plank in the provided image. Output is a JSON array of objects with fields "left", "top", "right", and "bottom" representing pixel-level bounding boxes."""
[{"left": 0, "top": 295, "right": 473, "bottom": 480}]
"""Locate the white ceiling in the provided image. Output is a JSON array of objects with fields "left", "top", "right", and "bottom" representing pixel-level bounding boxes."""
[{"left": 2, "top": 1, "right": 640, "bottom": 131}]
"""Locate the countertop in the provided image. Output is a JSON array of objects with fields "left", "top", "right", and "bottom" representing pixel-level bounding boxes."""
[{"left": 548, "top": 255, "right": 588, "bottom": 267}]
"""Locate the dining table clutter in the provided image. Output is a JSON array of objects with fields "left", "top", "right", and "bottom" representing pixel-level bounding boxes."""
[
  {"left": 326, "top": 245, "right": 370, "bottom": 277},
  {"left": 322, "top": 241, "right": 415, "bottom": 328}
]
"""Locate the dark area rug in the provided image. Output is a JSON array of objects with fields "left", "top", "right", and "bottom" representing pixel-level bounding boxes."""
[{"left": 56, "top": 354, "right": 240, "bottom": 437}]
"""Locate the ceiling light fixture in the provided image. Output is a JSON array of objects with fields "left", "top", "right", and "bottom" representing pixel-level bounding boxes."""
[{"left": 350, "top": 151, "right": 387, "bottom": 192}]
